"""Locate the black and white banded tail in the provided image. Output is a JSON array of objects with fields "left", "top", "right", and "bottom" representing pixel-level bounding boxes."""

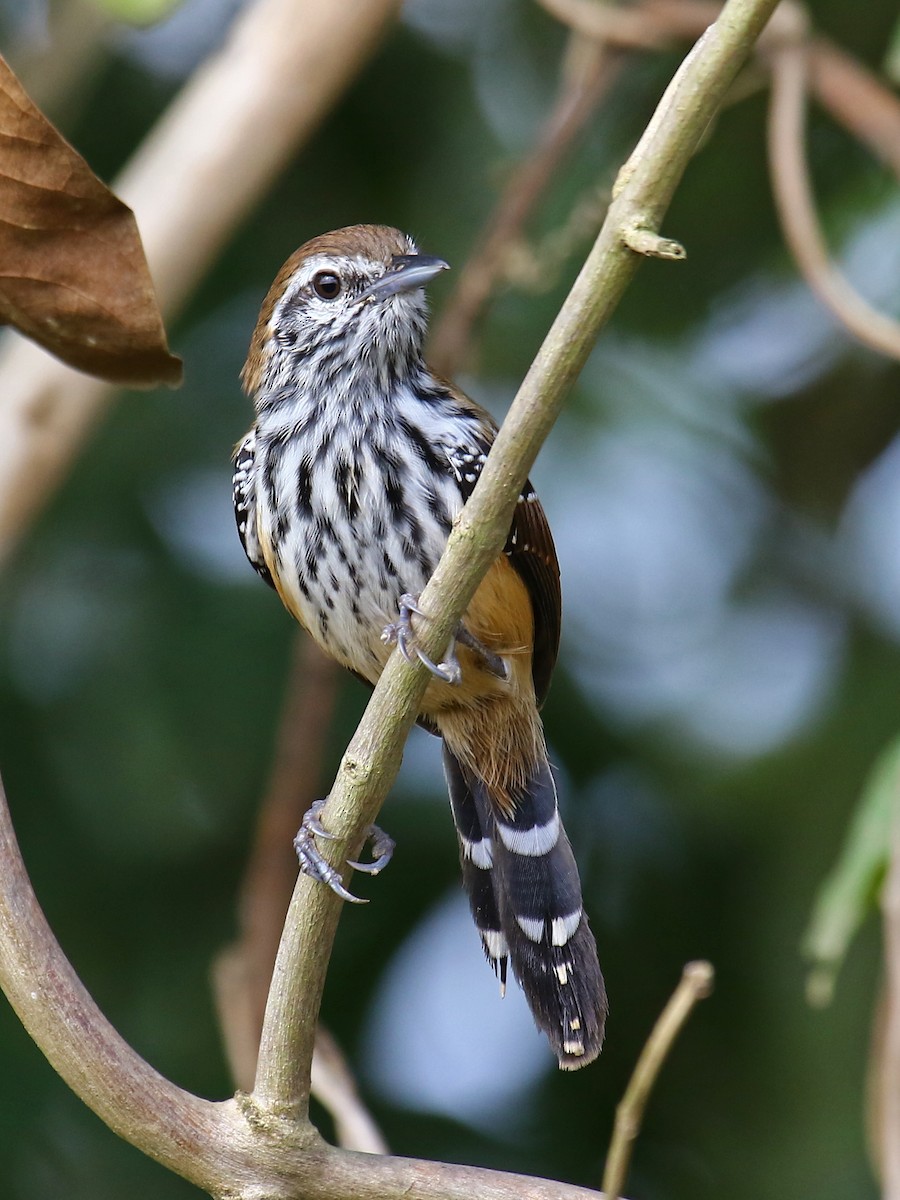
[{"left": 443, "top": 744, "right": 607, "bottom": 1069}]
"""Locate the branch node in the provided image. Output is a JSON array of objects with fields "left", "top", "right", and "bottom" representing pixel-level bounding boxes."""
[
  {"left": 622, "top": 223, "right": 687, "bottom": 260},
  {"left": 235, "top": 1088, "right": 298, "bottom": 1132},
  {"left": 341, "top": 756, "right": 367, "bottom": 780}
]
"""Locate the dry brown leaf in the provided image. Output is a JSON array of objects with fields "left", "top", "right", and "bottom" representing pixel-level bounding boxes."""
[{"left": 0, "top": 56, "right": 181, "bottom": 387}]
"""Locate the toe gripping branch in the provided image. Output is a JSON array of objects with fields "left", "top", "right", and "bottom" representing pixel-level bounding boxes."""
[
  {"left": 382, "top": 592, "right": 462, "bottom": 684},
  {"left": 293, "top": 798, "right": 395, "bottom": 904},
  {"left": 382, "top": 593, "right": 508, "bottom": 684}
]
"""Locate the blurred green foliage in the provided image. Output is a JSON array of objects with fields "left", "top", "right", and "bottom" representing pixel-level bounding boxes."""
[
  {"left": 804, "top": 733, "right": 899, "bottom": 1008},
  {"left": 1, "top": 1, "right": 899, "bottom": 1197}
]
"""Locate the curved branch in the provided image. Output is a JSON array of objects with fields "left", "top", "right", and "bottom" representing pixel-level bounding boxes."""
[
  {"left": 0, "top": 768, "right": 614, "bottom": 1200},
  {"left": 767, "top": 24, "right": 900, "bottom": 361},
  {"left": 252, "top": 0, "right": 782, "bottom": 1122},
  {"left": 808, "top": 37, "right": 900, "bottom": 183},
  {"left": 602, "top": 963, "right": 714, "bottom": 1199},
  {"left": 536, "top": 0, "right": 723, "bottom": 51},
  {"left": 0, "top": 775, "right": 237, "bottom": 1189}
]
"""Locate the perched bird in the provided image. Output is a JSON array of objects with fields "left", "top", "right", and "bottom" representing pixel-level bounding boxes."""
[{"left": 234, "top": 224, "right": 607, "bottom": 1068}]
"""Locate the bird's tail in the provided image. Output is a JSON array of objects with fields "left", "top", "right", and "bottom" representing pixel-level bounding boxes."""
[{"left": 442, "top": 742, "right": 607, "bottom": 1069}]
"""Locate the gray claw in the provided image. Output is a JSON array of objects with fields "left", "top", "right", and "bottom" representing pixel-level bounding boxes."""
[
  {"left": 294, "top": 800, "right": 366, "bottom": 905},
  {"left": 413, "top": 644, "right": 461, "bottom": 685},
  {"left": 301, "top": 798, "right": 337, "bottom": 841},
  {"left": 347, "top": 824, "right": 396, "bottom": 875},
  {"left": 381, "top": 593, "right": 462, "bottom": 685}
]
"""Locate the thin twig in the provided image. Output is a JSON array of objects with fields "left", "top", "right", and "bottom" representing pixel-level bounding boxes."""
[
  {"left": 536, "top": 0, "right": 722, "bottom": 51},
  {"left": 251, "top": 0, "right": 782, "bottom": 1124},
  {"left": 311, "top": 1027, "right": 389, "bottom": 1156},
  {"left": 602, "top": 962, "right": 714, "bottom": 1200},
  {"left": 809, "top": 37, "right": 900, "bottom": 181},
  {"left": 767, "top": 16, "right": 900, "bottom": 362},
  {"left": 539, "top": 0, "right": 900, "bottom": 194},
  {"left": 429, "top": 35, "right": 622, "bottom": 377}
]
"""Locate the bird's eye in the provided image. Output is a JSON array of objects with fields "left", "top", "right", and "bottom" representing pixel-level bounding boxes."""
[{"left": 312, "top": 271, "right": 341, "bottom": 300}]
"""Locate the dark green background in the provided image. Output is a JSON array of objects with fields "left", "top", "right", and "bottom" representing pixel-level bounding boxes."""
[{"left": 0, "top": 0, "right": 897, "bottom": 1195}]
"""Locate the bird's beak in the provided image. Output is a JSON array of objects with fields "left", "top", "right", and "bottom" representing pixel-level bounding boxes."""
[{"left": 359, "top": 254, "right": 450, "bottom": 302}]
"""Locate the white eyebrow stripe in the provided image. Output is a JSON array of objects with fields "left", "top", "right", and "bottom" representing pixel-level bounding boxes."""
[
  {"left": 551, "top": 911, "right": 583, "bottom": 947},
  {"left": 496, "top": 811, "right": 560, "bottom": 857}
]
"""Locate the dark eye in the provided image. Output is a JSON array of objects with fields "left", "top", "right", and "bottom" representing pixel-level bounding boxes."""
[{"left": 312, "top": 271, "right": 341, "bottom": 300}]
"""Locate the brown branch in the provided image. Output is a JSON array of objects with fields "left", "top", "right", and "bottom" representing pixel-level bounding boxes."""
[
  {"left": 602, "top": 962, "right": 714, "bottom": 1200},
  {"left": 0, "top": 763, "right": 604, "bottom": 1197},
  {"left": 538, "top": 0, "right": 900, "bottom": 190},
  {"left": 311, "top": 1027, "right": 390, "bottom": 1156},
  {"left": 535, "top": 0, "right": 724, "bottom": 51},
  {"left": 0, "top": 0, "right": 402, "bottom": 566},
  {"left": 809, "top": 37, "right": 900, "bottom": 181},
  {"left": 430, "top": 0, "right": 764, "bottom": 375},
  {"left": 767, "top": 15, "right": 900, "bottom": 362},
  {"left": 0, "top": 771, "right": 242, "bottom": 1193},
  {"left": 428, "top": 35, "right": 623, "bottom": 377}
]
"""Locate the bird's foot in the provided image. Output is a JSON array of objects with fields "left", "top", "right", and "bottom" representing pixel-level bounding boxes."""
[
  {"left": 347, "top": 823, "right": 396, "bottom": 875},
  {"left": 294, "top": 799, "right": 395, "bottom": 904},
  {"left": 382, "top": 592, "right": 462, "bottom": 685}
]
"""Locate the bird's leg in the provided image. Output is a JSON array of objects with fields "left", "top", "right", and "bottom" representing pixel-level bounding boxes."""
[
  {"left": 293, "top": 798, "right": 395, "bottom": 904},
  {"left": 456, "top": 624, "right": 509, "bottom": 681},
  {"left": 382, "top": 592, "right": 462, "bottom": 685}
]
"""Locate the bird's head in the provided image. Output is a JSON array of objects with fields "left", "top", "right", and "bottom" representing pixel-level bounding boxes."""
[{"left": 242, "top": 224, "right": 449, "bottom": 403}]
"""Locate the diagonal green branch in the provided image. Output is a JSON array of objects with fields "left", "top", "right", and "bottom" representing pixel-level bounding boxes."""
[{"left": 252, "top": 0, "right": 782, "bottom": 1121}]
